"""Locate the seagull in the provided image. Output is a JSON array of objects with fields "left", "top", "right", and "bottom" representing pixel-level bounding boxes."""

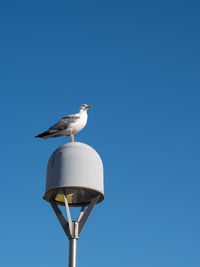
[{"left": 35, "top": 104, "right": 92, "bottom": 142}]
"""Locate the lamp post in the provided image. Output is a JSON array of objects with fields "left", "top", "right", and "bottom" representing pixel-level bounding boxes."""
[{"left": 43, "top": 142, "right": 104, "bottom": 267}]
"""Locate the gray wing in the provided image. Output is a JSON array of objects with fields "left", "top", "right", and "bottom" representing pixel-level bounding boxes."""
[
  {"left": 49, "top": 115, "right": 80, "bottom": 131},
  {"left": 35, "top": 115, "right": 80, "bottom": 138}
]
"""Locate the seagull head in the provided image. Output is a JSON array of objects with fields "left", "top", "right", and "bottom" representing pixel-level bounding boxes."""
[{"left": 79, "top": 104, "right": 92, "bottom": 112}]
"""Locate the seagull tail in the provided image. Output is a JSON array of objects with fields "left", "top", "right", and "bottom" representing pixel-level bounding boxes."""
[{"left": 34, "top": 131, "right": 50, "bottom": 139}]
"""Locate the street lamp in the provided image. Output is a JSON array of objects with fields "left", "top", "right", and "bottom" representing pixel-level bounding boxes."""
[{"left": 43, "top": 142, "right": 104, "bottom": 267}]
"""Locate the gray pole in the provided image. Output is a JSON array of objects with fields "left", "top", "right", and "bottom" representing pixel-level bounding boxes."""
[
  {"left": 68, "top": 238, "right": 77, "bottom": 267},
  {"left": 50, "top": 196, "right": 99, "bottom": 267}
]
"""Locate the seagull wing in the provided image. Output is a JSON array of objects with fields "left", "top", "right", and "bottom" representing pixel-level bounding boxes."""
[
  {"left": 49, "top": 114, "right": 80, "bottom": 131},
  {"left": 35, "top": 114, "right": 80, "bottom": 138}
]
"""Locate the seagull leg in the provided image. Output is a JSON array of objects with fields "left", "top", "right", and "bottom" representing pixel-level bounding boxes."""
[{"left": 70, "top": 134, "right": 74, "bottom": 142}]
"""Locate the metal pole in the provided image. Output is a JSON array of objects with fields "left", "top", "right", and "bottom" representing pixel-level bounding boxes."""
[
  {"left": 68, "top": 238, "right": 77, "bottom": 267},
  {"left": 50, "top": 196, "right": 100, "bottom": 267}
]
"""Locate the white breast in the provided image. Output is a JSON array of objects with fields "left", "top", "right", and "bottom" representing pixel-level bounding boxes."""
[{"left": 72, "top": 112, "right": 88, "bottom": 134}]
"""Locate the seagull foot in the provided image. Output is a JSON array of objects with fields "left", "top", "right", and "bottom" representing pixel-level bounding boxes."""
[{"left": 70, "top": 134, "right": 74, "bottom": 142}]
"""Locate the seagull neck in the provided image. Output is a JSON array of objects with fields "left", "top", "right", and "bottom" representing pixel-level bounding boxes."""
[{"left": 79, "top": 110, "right": 87, "bottom": 115}]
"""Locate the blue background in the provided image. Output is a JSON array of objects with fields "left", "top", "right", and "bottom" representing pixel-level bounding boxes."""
[{"left": 0, "top": 1, "right": 199, "bottom": 266}]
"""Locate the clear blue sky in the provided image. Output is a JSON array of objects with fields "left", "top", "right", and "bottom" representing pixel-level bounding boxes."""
[{"left": 0, "top": 1, "right": 199, "bottom": 266}]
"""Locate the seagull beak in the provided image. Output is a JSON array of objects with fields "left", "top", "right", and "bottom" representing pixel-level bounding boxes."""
[{"left": 86, "top": 105, "right": 92, "bottom": 109}]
